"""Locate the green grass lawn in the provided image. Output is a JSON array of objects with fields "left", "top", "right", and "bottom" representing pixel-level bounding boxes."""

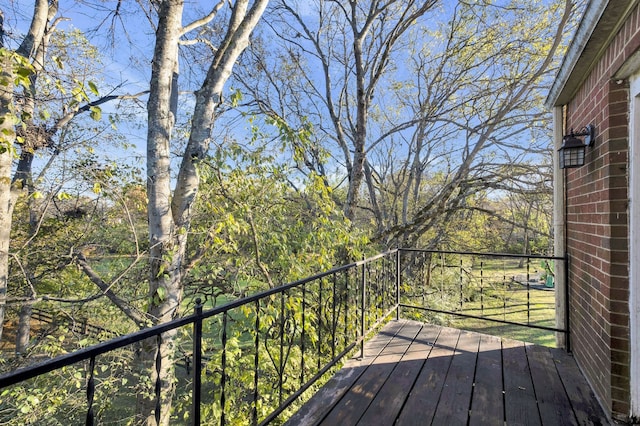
[{"left": 450, "top": 285, "right": 558, "bottom": 347}]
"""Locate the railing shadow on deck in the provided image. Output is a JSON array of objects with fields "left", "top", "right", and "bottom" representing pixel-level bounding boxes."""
[{"left": 0, "top": 249, "right": 566, "bottom": 425}]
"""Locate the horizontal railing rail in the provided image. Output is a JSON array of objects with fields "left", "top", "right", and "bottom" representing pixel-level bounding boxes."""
[
  {"left": 399, "top": 248, "right": 566, "bottom": 260},
  {"left": 0, "top": 250, "right": 399, "bottom": 425},
  {"left": 397, "top": 248, "right": 567, "bottom": 344}
]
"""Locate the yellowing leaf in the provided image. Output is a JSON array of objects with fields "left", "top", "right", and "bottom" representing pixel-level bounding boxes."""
[{"left": 89, "top": 105, "right": 102, "bottom": 121}]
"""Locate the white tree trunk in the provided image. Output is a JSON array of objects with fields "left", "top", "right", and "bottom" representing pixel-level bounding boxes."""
[
  {"left": 0, "top": 69, "right": 14, "bottom": 342},
  {"left": 138, "top": 0, "right": 184, "bottom": 421},
  {"left": 140, "top": 0, "right": 269, "bottom": 423},
  {"left": 0, "top": 0, "right": 53, "bottom": 345}
]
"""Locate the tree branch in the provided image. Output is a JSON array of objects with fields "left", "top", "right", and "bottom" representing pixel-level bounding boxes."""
[{"left": 74, "top": 250, "right": 147, "bottom": 327}]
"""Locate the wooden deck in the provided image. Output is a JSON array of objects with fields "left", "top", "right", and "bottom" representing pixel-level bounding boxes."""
[{"left": 286, "top": 319, "right": 610, "bottom": 426}]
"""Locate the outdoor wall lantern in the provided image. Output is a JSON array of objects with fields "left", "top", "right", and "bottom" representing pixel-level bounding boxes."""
[{"left": 558, "top": 124, "right": 595, "bottom": 169}]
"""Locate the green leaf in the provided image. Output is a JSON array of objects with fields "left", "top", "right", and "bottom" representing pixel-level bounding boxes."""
[
  {"left": 55, "top": 79, "right": 67, "bottom": 95},
  {"left": 88, "top": 81, "right": 99, "bottom": 96},
  {"left": 89, "top": 105, "right": 102, "bottom": 121},
  {"left": 16, "top": 67, "right": 32, "bottom": 79},
  {"left": 156, "top": 286, "right": 167, "bottom": 301},
  {"left": 53, "top": 56, "right": 64, "bottom": 69},
  {"left": 230, "top": 88, "right": 243, "bottom": 107},
  {"left": 71, "top": 86, "right": 87, "bottom": 102}
]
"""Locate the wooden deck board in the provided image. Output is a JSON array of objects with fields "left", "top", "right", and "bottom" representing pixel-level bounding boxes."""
[
  {"left": 527, "top": 344, "right": 579, "bottom": 426},
  {"left": 431, "top": 330, "right": 480, "bottom": 425},
  {"left": 356, "top": 323, "right": 425, "bottom": 425},
  {"left": 395, "top": 326, "right": 459, "bottom": 426},
  {"left": 551, "top": 348, "right": 608, "bottom": 426},
  {"left": 502, "top": 339, "right": 541, "bottom": 426},
  {"left": 286, "top": 320, "right": 610, "bottom": 426},
  {"left": 285, "top": 320, "right": 405, "bottom": 426},
  {"left": 319, "top": 322, "right": 421, "bottom": 425},
  {"left": 468, "top": 334, "right": 504, "bottom": 426}
]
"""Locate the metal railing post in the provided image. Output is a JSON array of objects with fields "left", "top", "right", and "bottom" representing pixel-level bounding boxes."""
[
  {"left": 253, "top": 300, "right": 260, "bottom": 426},
  {"left": 86, "top": 356, "right": 95, "bottom": 426},
  {"left": 192, "top": 299, "right": 203, "bottom": 426},
  {"left": 220, "top": 312, "right": 228, "bottom": 425},
  {"left": 154, "top": 335, "right": 162, "bottom": 426}
]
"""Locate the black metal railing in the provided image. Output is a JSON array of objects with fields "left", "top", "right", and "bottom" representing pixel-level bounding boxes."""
[
  {"left": 397, "top": 249, "right": 567, "bottom": 346},
  {"left": 0, "top": 249, "right": 566, "bottom": 425},
  {"left": 0, "top": 251, "right": 398, "bottom": 425}
]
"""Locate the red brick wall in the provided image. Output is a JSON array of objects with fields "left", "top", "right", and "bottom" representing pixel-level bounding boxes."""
[{"left": 564, "top": 5, "right": 640, "bottom": 419}]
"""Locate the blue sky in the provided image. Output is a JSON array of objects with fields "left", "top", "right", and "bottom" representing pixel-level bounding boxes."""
[{"left": 4, "top": 0, "right": 571, "bottom": 197}]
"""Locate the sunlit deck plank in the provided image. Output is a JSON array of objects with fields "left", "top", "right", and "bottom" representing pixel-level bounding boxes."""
[
  {"left": 284, "top": 320, "right": 407, "bottom": 425},
  {"left": 318, "top": 322, "right": 422, "bottom": 425},
  {"left": 287, "top": 319, "right": 610, "bottom": 426},
  {"left": 430, "top": 330, "right": 480, "bottom": 425},
  {"left": 355, "top": 323, "right": 431, "bottom": 425},
  {"left": 395, "top": 325, "right": 459, "bottom": 426}
]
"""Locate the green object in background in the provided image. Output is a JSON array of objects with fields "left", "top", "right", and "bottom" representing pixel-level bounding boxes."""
[{"left": 545, "top": 275, "right": 554, "bottom": 288}]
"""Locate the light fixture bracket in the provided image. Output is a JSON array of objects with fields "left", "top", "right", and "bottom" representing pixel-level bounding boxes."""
[{"left": 575, "top": 124, "right": 595, "bottom": 147}]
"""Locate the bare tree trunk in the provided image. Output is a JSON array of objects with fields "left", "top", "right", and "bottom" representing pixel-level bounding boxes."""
[
  {"left": 518, "top": 225, "right": 531, "bottom": 268},
  {"left": 138, "top": 1, "right": 268, "bottom": 423},
  {"left": 12, "top": 2, "right": 58, "bottom": 354},
  {"left": 344, "top": 27, "right": 368, "bottom": 221},
  {"left": 136, "top": 0, "right": 184, "bottom": 421},
  {"left": 0, "top": 58, "right": 14, "bottom": 343},
  {"left": 0, "top": 0, "right": 56, "bottom": 345},
  {"left": 15, "top": 303, "right": 33, "bottom": 355},
  {"left": 0, "top": 5, "right": 14, "bottom": 347}
]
